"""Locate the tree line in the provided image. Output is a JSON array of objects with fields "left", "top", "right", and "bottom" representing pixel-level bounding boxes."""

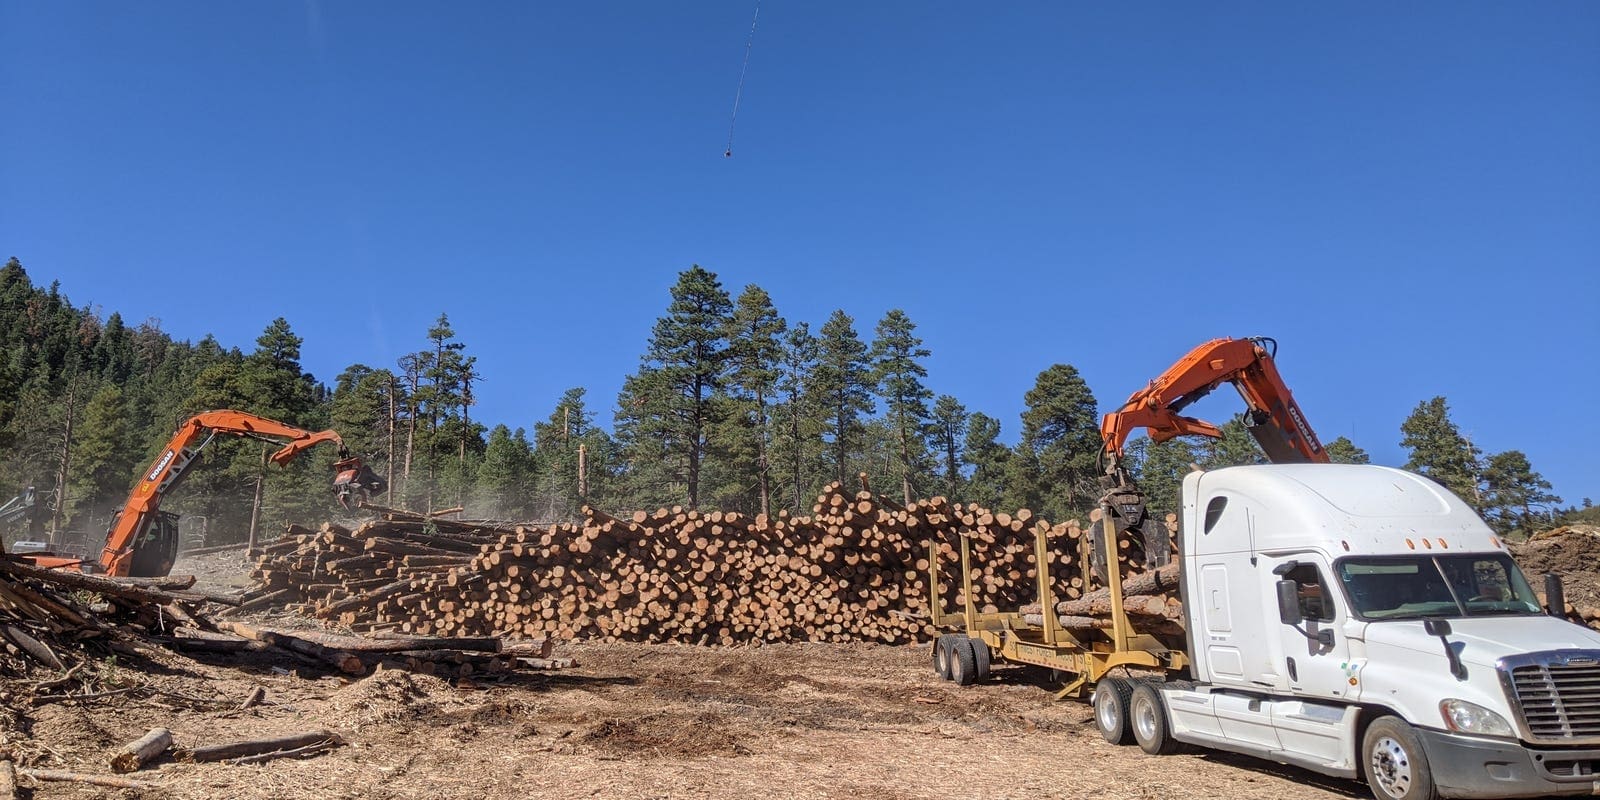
[{"left": 0, "top": 258, "right": 1579, "bottom": 548}]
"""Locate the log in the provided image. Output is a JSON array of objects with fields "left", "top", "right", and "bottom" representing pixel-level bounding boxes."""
[
  {"left": 110, "top": 574, "right": 197, "bottom": 590},
  {"left": 18, "top": 768, "right": 153, "bottom": 790},
  {"left": 215, "top": 623, "right": 364, "bottom": 674},
  {"left": 110, "top": 728, "right": 173, "bottom": 773},
  {"left": 0, "top": 759, "right": 14, "bottom": 800},
  {"left": 1, "top": 624, "right": 63, "bottom": 669},
  {"left": 185, "top": 729, "right": 342, "bottom": 762},
  {"left": 0, "top": 557, "right": 190, "bottom": 605},
  {"left": 1054, "top": 562, "right": 1180, "bottom": 613}
]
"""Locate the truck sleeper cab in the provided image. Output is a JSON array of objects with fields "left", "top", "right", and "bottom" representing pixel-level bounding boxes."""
[{"left": 1142, "top": 464, "right": 1600, "bottom": 800}]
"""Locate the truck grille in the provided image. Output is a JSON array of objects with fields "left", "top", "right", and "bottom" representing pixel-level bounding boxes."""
[{"left": 1503, "top": 652, "right": 1600, "bottom": 742}]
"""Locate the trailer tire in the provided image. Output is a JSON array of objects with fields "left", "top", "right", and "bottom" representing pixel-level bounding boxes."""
[
  {"left": 933, "top": 635, "right": 955, "bottom": 680},
  {"left": 1091, "top": 677, "right": 1135, "bottom": 745},
  {"left": 1362, "top": 716, "right": 1439, "bottom": 800},
  {"left": 950, "top": 636, "right": 979, "bottom": 686},
  {"left": 1129, "top": 682, "right": 1180, "bottom": 755},
  {"left": 970, "top": 638, "right": 991, "bottom": 681}
]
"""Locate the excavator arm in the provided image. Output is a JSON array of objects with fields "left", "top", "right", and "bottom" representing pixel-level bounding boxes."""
[
  {"left": 1093, "top": 337, "right": 1328, "bottom": 573},
  {"left": 1099, "top": 336, "right": 1327, "bottom": 484},
  {"left": 99, "top": 410, "right": 385, "bottom": 577}
]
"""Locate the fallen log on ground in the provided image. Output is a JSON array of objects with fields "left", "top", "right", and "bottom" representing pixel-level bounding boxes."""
[
  {"left": 184, "top": 729, "right": 343, "bottom": 763},
  {"left": 110, "top": 727, "right": 172, "bottom": 773}
]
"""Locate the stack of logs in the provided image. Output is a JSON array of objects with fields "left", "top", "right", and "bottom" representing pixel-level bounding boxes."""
[{"left": 251, "top": 480, "right": 1182, "bottom": 646}]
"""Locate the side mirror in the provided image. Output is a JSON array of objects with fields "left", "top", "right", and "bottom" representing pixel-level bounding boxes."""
[
  {"left": 1276, "top": 580, "right": 1303, "bottom": 626},
  {"left": 1424, "top": 618, "right": 1453, "bottom": 637}
]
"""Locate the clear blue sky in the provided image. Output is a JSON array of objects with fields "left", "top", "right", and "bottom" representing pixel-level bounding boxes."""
[{"left": 2, "top": 3, "right": 1596, "bottom": 504}]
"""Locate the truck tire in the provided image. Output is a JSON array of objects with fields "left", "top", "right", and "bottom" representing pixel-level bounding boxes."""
[
  {"left": 1091, "top": 677, "right": 1135, "bottom": 745},
  {"left": 933, "top": 635, "right": 954, "bottom": 680},
  {"left": 950, "top": 636, "right": 979, "bottom": 686},
  {"left": 970, "top": 637, "right": 991, "bottom": 681},
  {"left": 1129, "top": 682, "right": 1180, "bottom": 755},
  {"left": 1362, "top": 716, "right": 1439, "bottom": 800}
]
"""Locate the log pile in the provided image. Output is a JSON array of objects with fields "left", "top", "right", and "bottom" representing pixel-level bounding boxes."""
[{"left": 251, "top": 480, "right": 1183, "bottom": 646}]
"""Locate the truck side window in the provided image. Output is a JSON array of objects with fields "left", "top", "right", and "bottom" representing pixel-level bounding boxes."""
[{"left": 1285, "top": 564, "right": 1334, "bottom": 622}]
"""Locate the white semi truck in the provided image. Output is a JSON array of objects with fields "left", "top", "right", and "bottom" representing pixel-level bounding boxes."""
[{"left": 929, "top": 463, "right": 1600, "bottom": 800}]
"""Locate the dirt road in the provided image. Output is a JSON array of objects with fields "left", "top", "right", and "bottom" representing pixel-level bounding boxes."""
[{"left": 15, "top": 637, "right": 1364, "bottom": 800}]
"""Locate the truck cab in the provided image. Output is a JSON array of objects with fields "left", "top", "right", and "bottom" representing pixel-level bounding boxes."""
[{"left": 1159, "top": 464, "right": 1600, "bottom": 799}]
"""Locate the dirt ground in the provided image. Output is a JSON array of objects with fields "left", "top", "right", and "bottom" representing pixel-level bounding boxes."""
[
  {"left": 0, "top": 549, "right": 1378, "bottom": 800},
  {"left": 9, "top": 638, "right": 1370, "bottom": 800}
]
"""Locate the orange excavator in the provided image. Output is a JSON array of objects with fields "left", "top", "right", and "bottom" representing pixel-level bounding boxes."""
[
  {"left": 21, "top": 410, "right": 386, "bottom": 577},
  {"left": 1095, "top": 336, "right": 1328, "bottom": 569}
]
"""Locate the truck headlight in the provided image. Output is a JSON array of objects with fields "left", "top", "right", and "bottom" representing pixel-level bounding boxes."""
[{"left": 1439, "top": 699, "right": 1515, "bottom": 738}]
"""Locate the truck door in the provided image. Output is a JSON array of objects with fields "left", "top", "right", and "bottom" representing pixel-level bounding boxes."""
[{"left": 1270, "top": 559, "right": 1357, "bottom": 702}]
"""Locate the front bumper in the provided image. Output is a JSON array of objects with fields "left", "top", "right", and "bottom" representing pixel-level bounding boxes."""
[{"left": 1418, "top": 728, "right": 1600, "bottom": 798}]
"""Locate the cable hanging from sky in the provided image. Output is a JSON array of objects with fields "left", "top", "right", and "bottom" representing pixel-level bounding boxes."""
[{"left": 724, "top": 0, "right": 761, "bottom": 158}]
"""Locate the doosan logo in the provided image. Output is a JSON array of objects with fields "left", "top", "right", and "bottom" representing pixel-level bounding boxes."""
[{"left": 147, "top": 450, "right": 176, "bottom": 481}]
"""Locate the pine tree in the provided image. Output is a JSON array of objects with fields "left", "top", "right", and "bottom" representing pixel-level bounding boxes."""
[
  {"left": 724, "top": 285, "right": 786, "bottom": 517},
  {"left": 869, "top": 309, "right": 934, "bottom": 505},
  {"left": 1128, "top": 436, "right": 1200, "bottom": 518},
  {"left": 961, "top": 412, "right": 1008, "bottom": 507},
  {"left": 479, "top": 424, "right": 537, "bottom": 519},
  {"left": 1018, "top": 364, "right": 1101, "bottom": 520},
  {"left": 66, "top": 383, "right": 133, "bottom": 526},
  {"left": 813, "top": 310, "right": 874, "bottom": 486},
  {"left": 930, "top": 395, "right": 968, "bottom": 500},
  {"left": 1202, "top": 415, "right": 1264, "bottom": 468},
  {"left": 1400, "top": 396, "right": 1483, "bottom": 507},
  {"left": 773, "top": 323, "right": 825, "bottom": 511},
  {"left": 1324, "top": 436, "right": 1370, "bottom": 465},
  {"left": 616, "top": 266, "right": 733, "bottom": 509},
  {"left": 1482, "top": 450, "right": 1561, "bottom": 535}
]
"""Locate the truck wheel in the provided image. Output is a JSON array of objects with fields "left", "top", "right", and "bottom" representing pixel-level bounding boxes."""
[
  {"left": 1129, "top": 683, "right": 1180, "bottom": 755},
  {"left": 950, "top": 636, "right": 979, "bottom": 686},
  {"left": 1091, "top": 677, "right": 1135, "bottom": 745},
  {"left": 1363, "top": 716, "right": 1439, "bottom": 800},
  {"left": 970, "top": 637, "right": 991, "bottom": 681},
  {"left": 933, "top": 635, "right": 954, "bottom": 680}
]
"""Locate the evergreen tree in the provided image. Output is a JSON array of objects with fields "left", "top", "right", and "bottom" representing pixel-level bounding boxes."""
[
  {"left": 961, "top": 412, "right": 1008, "bottom": 507},
  {"left": 772, "top": 323, "right": 825, "bottom": 511},
  {"left": 869, "top": 309, "right": 934, "bottom": 505},
  {"left": 1324, "top": 436, "right": 1370, "bottom": 465},
  {"left": 929, "top": 395, "right": 968, "bottom": 501},
  {"left": 1400, "top": 396, "right": 1483, "bottom": 507},
  {"left": 1017, "top": 364, "right": 1100, "bottom": 520},
  {"left": 724, "top": 285, "right": 786, "bottom": 516},
  {"left": 1127, "top": 436, "right": 1200, "bottom": 518},
  {"left": 66, "top": 383, "right": 133, "bottom": 526},
  {"left": 478, "top": 424, "right": 537, "bottom": 519},
  {"left": 812, "top": 310, "right": 874, "bottom": 486},
  {"left": 534, "top": 388, "right": 614, "bottom": 519},
  {"left": 615, "top": 266, "right": 733, "bottom": 509},
  {"left": 1482, "top": 450, "right": 1561, "bottom": 535},
  {"left": 1201, "top": 415, "right": 1264, "bottom": 468}
]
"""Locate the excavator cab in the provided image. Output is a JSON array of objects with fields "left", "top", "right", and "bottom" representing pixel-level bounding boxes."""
[
  {"left": 122, "top": 510, "right": 180, "bottom": 578},
  {"left": 333, "top": 456, "right": 387, "bottom": 509}
]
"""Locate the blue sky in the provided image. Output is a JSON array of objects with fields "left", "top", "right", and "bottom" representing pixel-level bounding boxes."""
[{"left": 2, "top": 3, "right": 1596, "bottom": 504}]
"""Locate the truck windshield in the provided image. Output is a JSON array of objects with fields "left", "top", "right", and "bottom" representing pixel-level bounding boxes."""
[{"left": 1337, "top": 554, "right": 1543, "bottom": 620}]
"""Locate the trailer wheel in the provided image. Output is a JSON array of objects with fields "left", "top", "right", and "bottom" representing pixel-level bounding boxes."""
[
  {"left": 1091, "top": 677, "right": 1135, "bottom": 745},
  {"left": 1362, "top": 716, "right": 1439, "bottom": 800},
  {"left": 950, "top": 636, "right": 979, "bottom": 686},
  {"left": 933, "top": 635, "right": 955, "bottom": 680},
  {"left": 970, "top": 638, "right": 991, "bottom": 681},
  {"left": 1129, "top": 683, "right": 1180, "bottom": 755}
]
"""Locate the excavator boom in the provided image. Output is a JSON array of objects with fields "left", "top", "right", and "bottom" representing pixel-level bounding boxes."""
[
  {"left": 1099, "top": 336, "right": 1327, "bottom": 480},
  {"left": 97, "top": 410, "right": 384, "bottom": 577}
]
